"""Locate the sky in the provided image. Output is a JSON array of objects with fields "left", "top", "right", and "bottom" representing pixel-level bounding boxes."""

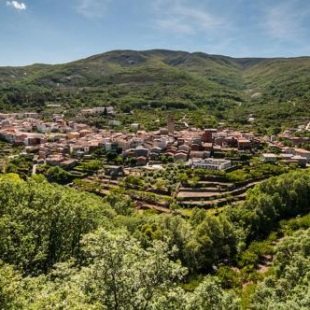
[{"left": 1, "top": 0, "right": 310, "bottom": 66}]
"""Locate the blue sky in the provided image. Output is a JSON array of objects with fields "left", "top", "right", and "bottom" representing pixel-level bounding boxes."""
[{"left": 1, "top": 0, "right": 310, "bottom": 66}]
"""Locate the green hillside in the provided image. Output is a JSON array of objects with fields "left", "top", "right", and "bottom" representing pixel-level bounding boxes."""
[{"left": 0, "top": 50, "right": 309, "bottom": 127}]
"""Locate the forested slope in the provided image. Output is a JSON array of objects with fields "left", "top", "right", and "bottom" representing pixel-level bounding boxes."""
[
  {"left": 0, "top": 50, "right": 309, "bottom": 124},
  {"left": 0, "top": 169, "right": 309, "bottom": 309}
]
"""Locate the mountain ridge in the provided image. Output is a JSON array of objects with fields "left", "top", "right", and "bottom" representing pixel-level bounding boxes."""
[
  {"left": 1, "top": 49, "right": 309, "bottom": 68},
  {"left": 0, "top": 49, "right": 309, "bottom": 127}
]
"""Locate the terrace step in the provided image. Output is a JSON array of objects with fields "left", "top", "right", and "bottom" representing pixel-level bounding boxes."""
[
  {"left": 136, "top": 202, "right": 171, "bottom": 214},
  {"left": 177, "top": 180, "right": 261, "bottom": 200},
  {"left": 179, "top": 193, "right": 247, "bottom": 208}
]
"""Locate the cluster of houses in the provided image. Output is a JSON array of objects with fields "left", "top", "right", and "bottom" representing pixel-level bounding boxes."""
[
  {"left": 261, "top": 148, "right": 310, "bottom": 167},
  {"left": 260, "top": 123, "right": 310, "bottom": 167},
  {"left": 102, "top": 127, "right": 262, "bottom": 168},
  {"left": 0, "top": 111, "right": 309, "bottom": 170}
]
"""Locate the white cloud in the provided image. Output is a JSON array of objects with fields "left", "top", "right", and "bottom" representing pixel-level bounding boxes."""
[
  {"left": 76, "top": 0, "right": 110, "bottom": 19},
  {"left": 6, "top": 1, "right": 26, "bottom": 11},
  {"left": 153, "top": 0, "right": 223, "bottom": 35}
]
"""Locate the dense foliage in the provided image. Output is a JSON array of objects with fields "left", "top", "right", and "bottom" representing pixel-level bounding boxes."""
[
  {"left": 0, "top": 169, "right": 309, "bottom": 309},
  {"left": 251, "top": 229, "right": 310, "bottom": 309},
  {"left": 0, "top": 174, "right": 115, "bottom": 274}
]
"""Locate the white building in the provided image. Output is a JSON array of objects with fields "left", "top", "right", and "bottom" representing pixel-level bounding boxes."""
[
  {"left": 261, "top": 153, "right": 278, "bottom": 163},
  {"left": 192, "top": 158, "right": 232, "bottom": 170}
]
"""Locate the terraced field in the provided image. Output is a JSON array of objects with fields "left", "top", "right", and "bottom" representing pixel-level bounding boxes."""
[
  {"left": 177, "top": 180, "right": 262, "bottom": 208},
  {"left": 74, "top": 171, "right": 266, "bottom": 214}
]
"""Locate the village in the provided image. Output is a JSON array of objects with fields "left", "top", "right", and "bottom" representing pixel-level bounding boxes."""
[
  {"left": 0, "top": 107, "right": 309, "bottom": 215},
  {"left": 0, "top": 108, "right": 309, "bottom": 171}
]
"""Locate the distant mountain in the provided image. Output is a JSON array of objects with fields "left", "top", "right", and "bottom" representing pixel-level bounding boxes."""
[{"left": 0, "top": 50, "right": 309, "bottom": 121}]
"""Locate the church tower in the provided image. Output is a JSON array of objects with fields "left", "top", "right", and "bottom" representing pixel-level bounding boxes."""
[{"left": 167, "top": 114, "right": 175, "bottom": 134}]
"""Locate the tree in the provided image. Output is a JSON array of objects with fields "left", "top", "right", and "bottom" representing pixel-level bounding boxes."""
[
  {"left": 46, "top": 165, "right": 71, "bottom": 184},
  {"left": 187, "top": 215, "right": 237, "bottom": 272},
  {"left": 186, "top": 276, "right": 241, "bottom": 310},
  {"left": 0, "top": 262, "right": 24, "bottom": 309},
  {"left": 123, "top": 175, "right": 144, "bottom": 189},
  {"left": 0, "top": 176, "right": 115, "bottom": 273},
  {"left": 81, "top": 229, "right": 187, "bottom": 310},
  {"left": 81, "top": 159, "right": 102, "bottom": 171},
  {"left": 106, "top": 151, "right": 118, "bottom": 163},
  {"left": 227, "top": 170, "right": 310, "bottom": 243}
]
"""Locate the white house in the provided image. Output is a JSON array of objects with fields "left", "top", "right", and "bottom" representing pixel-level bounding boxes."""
[{"left": 192, "top": 158, "right": 232, "bottom": 170}]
